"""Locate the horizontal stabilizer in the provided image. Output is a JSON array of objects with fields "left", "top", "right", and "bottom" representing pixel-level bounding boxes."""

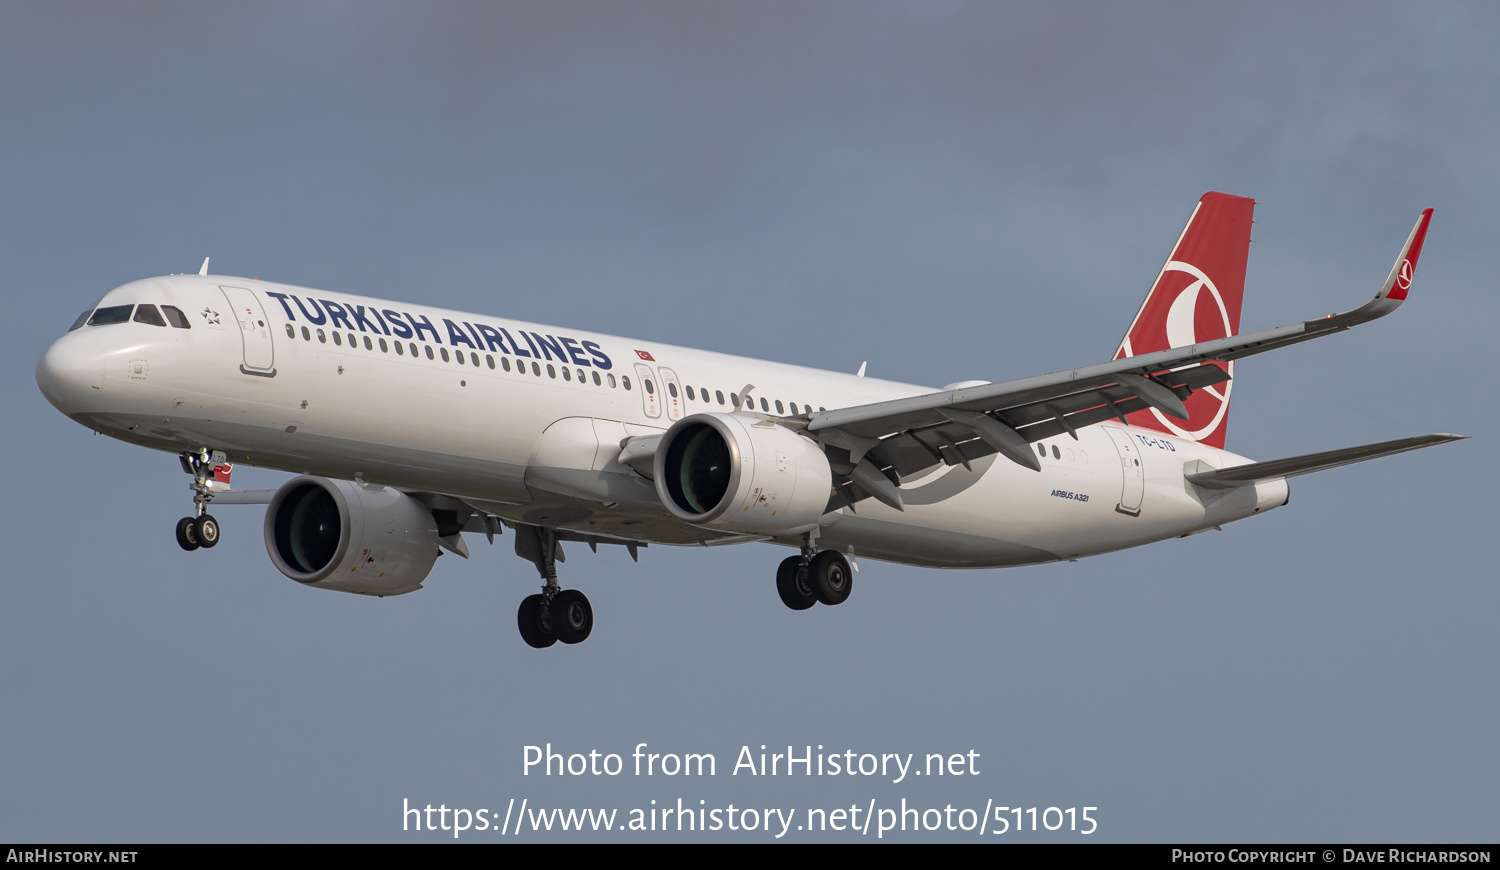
[{"left": 1185, "top": 434, "right": 1464, "bottom": 489}]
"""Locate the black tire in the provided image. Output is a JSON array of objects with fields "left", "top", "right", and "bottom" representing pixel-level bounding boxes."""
[
  {"left": 552, "top": 589, "right": 593, "bottom": 645},
  {"left": 194, "top": 514, "right": 220, "bottom": 549},
  {"left": 517, "top": 594, "right": 557, "bottom": 649},
  {"left": 175, "top": 517, "right": 200, "bottom": 551},
  {"left": 775, "top": 555, "right": 817, "bottom": 611},
  {"left": 809, "top": 550, "right": 853, "bottom": 606}
]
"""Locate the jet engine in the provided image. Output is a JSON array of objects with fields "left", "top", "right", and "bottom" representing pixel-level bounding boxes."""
[
  {"left": 263, "top": 476, "right": 440, "bottom": 596},
  {"left": 654, "top": 412, "right": 833, "bottom": 535}
]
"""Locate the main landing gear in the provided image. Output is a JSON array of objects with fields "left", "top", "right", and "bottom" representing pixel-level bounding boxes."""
[
  {"left": 776, "top": 534, "right": 852, "bottom": 611},
  {"left": 175, "top": 449, "right": 221, "bottom": 552},
  {"left": 513, "top": 525, "right": 594, "bottom": 649}
]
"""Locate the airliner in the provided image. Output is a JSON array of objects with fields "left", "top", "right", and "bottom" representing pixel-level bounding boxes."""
[{"left": 35, "top": 193, "right": 1459, "bottom": 648}]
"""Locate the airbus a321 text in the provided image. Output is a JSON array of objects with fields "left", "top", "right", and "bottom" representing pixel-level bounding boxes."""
[{"left": 36, "top": 193, "right": 1460, "bottom": 647}]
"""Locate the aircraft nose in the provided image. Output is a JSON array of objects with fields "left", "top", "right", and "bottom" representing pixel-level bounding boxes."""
[{"left": 36, "top": 333, "right": 105, "bottom": 415}]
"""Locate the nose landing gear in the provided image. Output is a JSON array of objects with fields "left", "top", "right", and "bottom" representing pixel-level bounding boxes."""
[{"left": 174, "top": 450, "right": 221, "bottom": 552}]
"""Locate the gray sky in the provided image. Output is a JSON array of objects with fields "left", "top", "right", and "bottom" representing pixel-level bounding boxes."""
[{"left": 2, "top": 2, "right": 1495, "bottom": 842}]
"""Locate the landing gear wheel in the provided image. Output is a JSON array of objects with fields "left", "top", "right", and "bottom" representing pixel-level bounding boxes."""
[
  {"left": 551, "top": 589, "right": 593, "bottom": 645},
  {"left": 194, "top": 514, "right": 220, "bottom": 549},
  {"left": 776, "top": 556, "right": 817, "bottom": 611},
  {"left": 809, "top": 550, "right": 853, "bottom": 606},
  {"left": 175, "top": 517, "right": 200, "bottom": 551},
  {"left": 517, "top": 594, "right": 557, "bottom": 649}
]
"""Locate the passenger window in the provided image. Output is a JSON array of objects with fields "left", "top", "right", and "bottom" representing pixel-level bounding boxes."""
[
  {"left": 623, "top": 376, "right": 632, "bottom": 391},
  {"left": 576, "top": 368, "right": 585, "bottom": 383},
  {"left": 132, "top": 305, "right": 167, "bottom": 327},
  {"left": 730, "top": 393, "right": 738, "bottom": 407},
  {"left": 88, "top": 305, "right": 133, "bottom": 326},
  {"left": 348, "top": 333, "right": 356, "bottom": 347},
  {"left": 285, "top": 324, "right": 295, "bottom": 338},
  {"left": 440, "top": 348, "right": 450, "bottom": 362},
  {"left": 409, "top": 343, "right": 418, "bottom": 357},
  {"left": 502, "top": 357, "right": 511, "bottom": 372},
  {"left": 363, "top": 336, "right": 372, "bottom": 351},
  {"left": 747, "top": 397, "right": 755, "bottom": 410},
  {"left": 160, "top": 305, "right": 191, "bottom": 329},
  {"left": 472, "top": 353, "right": 480, "bottom": 367},
  {"left": 456, "top": 351, "right": 465, "bottom": 365},
  {"left": 333, "top": 332, "right": 342, "bottom": 346},
  {"left": 547, "top": 364, "right": 556, "bottom": 379},
  {"left": 486, "top": 355, "right": 494, "bottom": 369},
  {"left": 716, "top": 390, "right": 725, "bottom": 405},
  {"left": 69, "top": 310, "right": 94, "bottom": 331},
  {"left": 302, "top": 326, "right": 312, "bottom": 341},
  {"left": 1037, "top": 444, "right": 1046, "bottom": 458},
  {"left": 396, "top": 342, "right": 404, "bottom": 355},
  {"left": 644, "top": 379, "right": 654, "bottom": 395},
  {"left": 608, "top": 373, "right": 616, "bottom": 388},
  {"left": 775, "top": 400, "right": 784, "bottom": 414},
  {"left": 425, "top": 346, "right": 434, "bottom": 360},
  {"left": 592, "top": 371, "right": 601, "bottom": 386},
  {"left": 379, "top": 338, "right": 388, "bottom": 353},
  {"left": 531, "top": 362, "right": 541, "bottom": 376},
  {"left": 760, "top": 397, "right": 768, "bottom": 412},
  {"left": 1052, "top": 445, "right": 1060, "bottom": 460},
  {"left": 318, "top": 329, "right": 326, "bottom": 343},
  {"left": 562, "top": 367, "right": 571, "bottom": 381},
  {"left": 686, "top": 386, "right": 695, "bottom": 401},
  {"left": 667, "top": 382, "right": 677, "bottom": 398}
]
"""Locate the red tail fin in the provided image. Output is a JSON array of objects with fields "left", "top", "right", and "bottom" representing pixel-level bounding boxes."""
[{"left": 1113, "top": 192, "right": 1254, "bottom": 449}]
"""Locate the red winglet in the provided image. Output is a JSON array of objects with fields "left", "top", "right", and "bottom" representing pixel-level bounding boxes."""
[{"left": 1381, "top": 208, "right": 1433, "bottom": 302}]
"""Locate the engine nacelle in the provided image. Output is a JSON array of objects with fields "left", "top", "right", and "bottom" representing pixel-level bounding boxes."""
[
  {"left": 263, "top": 476, "right": 440, "bottom": 596},
  {"left": 654, "top": 413, "right": 833, "bottom": 535}
]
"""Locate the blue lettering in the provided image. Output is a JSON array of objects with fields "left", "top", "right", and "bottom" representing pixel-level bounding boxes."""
[
  {"left": 583, "top": 340, "right": 611, "bottom": 370},
  {"left": 476, "top": 323, "right": 509, "bottom": 353},
  {"left": 265, "top": 291, "right": 296, "bottom": 320},
  {"left": 381, "top": 309, "right": 413, "bottom": 339},
  {"left": 293, "top": 296, "right": 327, "bottom": 325},
  {"left": 463, "top": 321, "right": 486, "bottom": 349},
  {"left": 406, "top": 312, "right": 441, "bottom": 343},
  {"left": 519, "top": 331, "right": 541, "bottom": 358},
  {"left": 532, "top": 332, "right": 566, "bottom": 362},
  {"left": 322, "top": 299, "right": 355, "bottom": 330},
  {"left": 351, "top": 305, "right": 380, "bottom": 333},
  {"left": 560, "top": 337, "right": 590, "bottom": 367},
  {"left": 500, "top": 327, "right": 530, "bottom": 358},
  {"left": 445, "top": 319, "right": 477, "bottom": 349}
]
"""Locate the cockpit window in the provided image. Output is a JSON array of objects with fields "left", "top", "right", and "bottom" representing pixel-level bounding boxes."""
[
  {"left": 87, "top": 305, "right": 134, "bottom": 326},
  {"left": 68, "top": 310, "right": 93, "bottom": 331},
  {"left": 160, "top": 305, "right": 191, "bottom": 329},
  {"left": 133, "top": 304, "right": 167, "bottom": 327}
]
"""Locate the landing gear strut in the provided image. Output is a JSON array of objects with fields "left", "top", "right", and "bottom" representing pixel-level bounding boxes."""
[
  {"left": 514, "top": 525, "right": 593, "bottom": 648},
  {"left": 777, "top": 533, "right": 852, "bottom": 611},
  {"left": 175, "top": 449, "right": 221, "bottom": 552}
]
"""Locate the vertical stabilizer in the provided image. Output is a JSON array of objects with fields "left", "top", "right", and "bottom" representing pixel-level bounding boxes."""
[{"left": 1113, "top": 192, "right": 1254, "bottom": 449}]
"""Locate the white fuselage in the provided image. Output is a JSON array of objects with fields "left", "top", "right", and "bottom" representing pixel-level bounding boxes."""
[{"left": 37, "top": 275, "right": 1288, "bottom": 569}]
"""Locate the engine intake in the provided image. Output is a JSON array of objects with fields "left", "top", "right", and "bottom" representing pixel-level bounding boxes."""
[
  {"left": 263, "top": 476, "right": 440, "bottom": 596},
  {"left": 654, "top": 413, "right": 832, "bottom": 535}
]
